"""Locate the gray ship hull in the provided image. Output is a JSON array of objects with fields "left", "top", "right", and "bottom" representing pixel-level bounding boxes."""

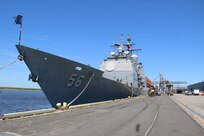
[{"left": 16, "top": 45, "right": 142, "bottom": 108}]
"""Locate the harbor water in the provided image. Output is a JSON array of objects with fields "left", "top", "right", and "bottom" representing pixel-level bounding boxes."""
[{"left": 0, "top": 90, "right": 52, "bottom": 115}]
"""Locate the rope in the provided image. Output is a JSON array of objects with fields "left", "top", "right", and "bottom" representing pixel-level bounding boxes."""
[
  {"left": 0, "top": 59, "right": 18, "bottom": 71},
  {"left": 123, "top": 84, "right": 137, "bottom": 96},
  {"left": 67, "top": 71, "right": 95, "bottom": 107}
]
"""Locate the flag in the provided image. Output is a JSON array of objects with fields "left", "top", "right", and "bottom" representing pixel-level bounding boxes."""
[{"left": 14, "top": 15, "right": 23, "bottom": 25}]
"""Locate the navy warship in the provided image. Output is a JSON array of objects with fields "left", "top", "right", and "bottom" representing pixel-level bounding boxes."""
[{"left": 16, "top": 35, "right": 148, "bottom": 108}]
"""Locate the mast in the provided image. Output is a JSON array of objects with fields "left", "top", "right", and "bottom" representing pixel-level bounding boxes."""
[{"left": 14, "top": 15, "right": 23, "bottom": 45}]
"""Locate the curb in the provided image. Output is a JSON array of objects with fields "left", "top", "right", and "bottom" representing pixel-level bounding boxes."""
[
  {"left": 170, "top": 96, "right": 204, "bottom": 132},
  {"left": 1, "top": 96, "right": 142, "bottom": 121}
]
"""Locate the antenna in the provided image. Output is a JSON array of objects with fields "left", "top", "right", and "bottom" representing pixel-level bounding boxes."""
[
  {"left": 130, "top": 48, "right": 141, "bottom": 55},
  {"left": 120, "top": 34, "right": 124, "bottom": 44},
  {"left": 19, "top": 25, "right": 22, "bottom": 45},
  {"left": 127, "top": 34, "right": 131, "bottom": 43}
]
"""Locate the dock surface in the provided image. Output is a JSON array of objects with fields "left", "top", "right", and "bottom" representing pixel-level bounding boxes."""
[{"left": 0, "top": 95, "right": 204, "bottom": 136}]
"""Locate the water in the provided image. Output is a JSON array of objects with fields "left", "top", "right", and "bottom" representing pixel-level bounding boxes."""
[{"left": 0, "top": 90, "right": 52, "bottom": 115}]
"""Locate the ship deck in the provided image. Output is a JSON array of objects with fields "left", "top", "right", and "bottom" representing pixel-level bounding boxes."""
[{"left": 0, "top": 95, "right": 204, "bottom": 136}]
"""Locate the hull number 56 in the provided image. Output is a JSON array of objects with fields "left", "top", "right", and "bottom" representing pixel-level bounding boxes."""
[{"left": 67, "top": 74, "right": 85, "bottom": 88}]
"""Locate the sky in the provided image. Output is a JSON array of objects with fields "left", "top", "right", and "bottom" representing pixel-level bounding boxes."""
[{"left": 0, "top": 0, "right": 204, "bottom": 88}]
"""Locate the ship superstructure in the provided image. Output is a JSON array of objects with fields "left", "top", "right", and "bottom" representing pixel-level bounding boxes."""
[{"left": 100, "top": 34, "right": 147, "bottom": 93}]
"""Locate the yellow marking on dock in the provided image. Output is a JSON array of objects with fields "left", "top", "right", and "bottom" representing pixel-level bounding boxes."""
[
  {"left": 192, "top": 105, "right": 204, "bottom": 116},
  {"left": 193, "top": 114, "right": 204, "bottom": 126}
]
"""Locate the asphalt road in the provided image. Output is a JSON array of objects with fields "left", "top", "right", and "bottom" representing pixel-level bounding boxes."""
[{"left": 0, "top": 96, "right": 203, "bottom": 136}]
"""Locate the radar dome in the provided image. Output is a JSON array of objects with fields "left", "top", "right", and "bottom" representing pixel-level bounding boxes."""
[
  {"left": 110, "top": 51, "right": 115, "bottom": 56},
  {"left": 118, "top": 47, "right": 123, "bottom": 53},
  {"left": 124, "top": 51, "right": 129, "bottom": 55},
  {"left": 131, "top": 54, "right": 138, "bottom": 58}
]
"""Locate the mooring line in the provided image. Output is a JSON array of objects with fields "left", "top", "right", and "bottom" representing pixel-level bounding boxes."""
[
  {"left": 123, "top": 84, "right": 137, "bottom": 96},
  {"left": 0, "top": 59, "right": 18, "bottom": 71},
  {"left": 67, "top": 71, "right": 95, "bottom": 107}
]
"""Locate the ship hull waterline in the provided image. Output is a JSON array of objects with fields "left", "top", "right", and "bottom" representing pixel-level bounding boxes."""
[{"left": 16, "top": 45, "right": 144, "bottom": 108}]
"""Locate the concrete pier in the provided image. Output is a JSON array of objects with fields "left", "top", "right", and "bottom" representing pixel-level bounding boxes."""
[
  {"left": 0, "top": 95, "right": 203, "bottom": 136},
  {"left": 171, "top": 94, "right": 204, "bottom": 129}
]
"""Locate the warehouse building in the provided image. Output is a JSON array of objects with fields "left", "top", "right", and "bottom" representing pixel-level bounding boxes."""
[{"left": 187, "top": 81, "right": 204, "bottom": 92}]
